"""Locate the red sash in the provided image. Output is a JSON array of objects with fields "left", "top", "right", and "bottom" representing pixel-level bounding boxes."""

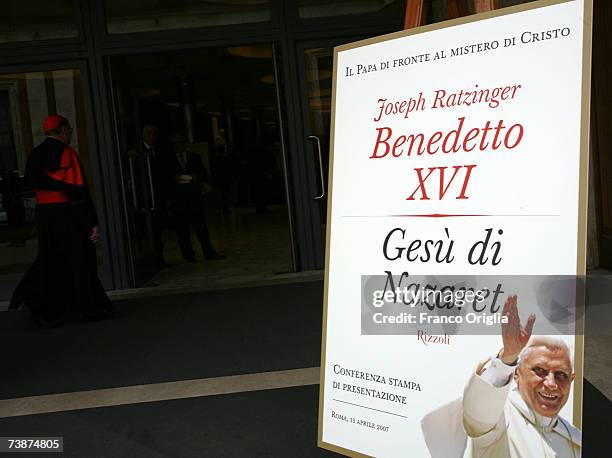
[
  {"left": 35, "top": 190, "right": 70, "bottom": 204},
  {"left": 36, "top": 146, "right": 85, "bottom": 205}
]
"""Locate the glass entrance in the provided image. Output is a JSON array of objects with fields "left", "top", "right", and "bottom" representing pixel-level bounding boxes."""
[
  {"left": 0, "top": 67, "right": 105, "bottom": 300},
  {"left": 109, "top": 44, "right": 295, "bottom": 288}
]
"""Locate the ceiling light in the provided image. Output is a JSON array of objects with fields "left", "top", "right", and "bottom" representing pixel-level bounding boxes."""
[{"left": 227, "top": 46, "right": 272, "bottom": 59}]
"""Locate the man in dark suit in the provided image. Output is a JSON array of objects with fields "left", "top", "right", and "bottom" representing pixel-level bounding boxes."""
[{"left": 168, "top": 134, "right": 225, "bottom": 262}]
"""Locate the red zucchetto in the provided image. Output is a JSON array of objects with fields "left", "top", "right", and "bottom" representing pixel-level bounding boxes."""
[{"left": 43, "top": 114, "right": 66, "bottom": 133}]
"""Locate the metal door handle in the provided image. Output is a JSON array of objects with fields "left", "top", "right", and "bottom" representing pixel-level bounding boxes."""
[
  {"left": 308, "top": 135, "right": 326, "bottom": 200},
  {"left": 144, "top": 153, "right": 156, "bottom": 210}
]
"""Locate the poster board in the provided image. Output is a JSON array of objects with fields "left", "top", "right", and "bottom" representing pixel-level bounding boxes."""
[{"left": 318, "top": 0, "right": 592, "bottom": 456}]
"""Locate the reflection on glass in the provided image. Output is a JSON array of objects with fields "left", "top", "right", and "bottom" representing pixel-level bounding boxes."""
[
  {"left": 109, "top": 44, "right": 293, "bottom": 283},
  {"left": 0, "top": 69, "right": 97, "bottom": 284},
  {"left": 0, "top": 0, "right": 78, "bottom": 43},
  {"left": 298, "top": 0, "right": 406, "bottom": 19},
  {"left": 105, "top": 0, "right": 271, "bottom": 34}
]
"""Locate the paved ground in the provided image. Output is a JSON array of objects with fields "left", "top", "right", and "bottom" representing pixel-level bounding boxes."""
[
  {"left": 0, "top": 386, "right": 338, "bottom": 458},
  {"left": 0, "top": 282, "right": 325, "bottom": 399},
  {"left": 0, "top": 281, "right": 610, "bottom": 456}
]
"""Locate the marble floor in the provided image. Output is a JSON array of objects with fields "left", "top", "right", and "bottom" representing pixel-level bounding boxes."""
[{"left": 142, "top": 204, "right": 295, "bottom": 291}]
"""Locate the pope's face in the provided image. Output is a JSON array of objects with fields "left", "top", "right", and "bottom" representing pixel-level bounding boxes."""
[{"left": 516, "top": 346, "right": 574, "bottom": 417}]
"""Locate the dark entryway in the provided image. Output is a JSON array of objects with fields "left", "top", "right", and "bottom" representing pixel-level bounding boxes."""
[{"left": 109, "top": 44, "right": 295, "bottom": 288}]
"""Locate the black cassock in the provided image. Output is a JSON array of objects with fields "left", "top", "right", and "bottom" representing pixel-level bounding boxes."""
[{"left": 10, "top": 137, "right": 113, "bottom": 324}]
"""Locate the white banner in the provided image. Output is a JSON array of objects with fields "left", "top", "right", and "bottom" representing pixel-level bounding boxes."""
[{"left": 319, "top": 1, "right": 591, "bottom": 457}]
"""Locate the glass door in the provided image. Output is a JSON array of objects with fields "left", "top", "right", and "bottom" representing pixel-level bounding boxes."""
[
  {"left": 295, "top": 40, "right": 347, "bottom": 268},
  {"left": 107, "top": 61, "right": 160, "bottom": 287},
  {"left": 108, "top": 43, "right": 296, "bottom": 289}
]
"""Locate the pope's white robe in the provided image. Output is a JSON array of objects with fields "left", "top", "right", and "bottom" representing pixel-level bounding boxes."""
[{"left": 421, "top": 358, "right": 581, "bottom": 457}]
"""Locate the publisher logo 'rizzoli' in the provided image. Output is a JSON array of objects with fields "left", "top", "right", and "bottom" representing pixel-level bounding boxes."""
[{"left": 417, "top": 330, "right": 451, "bottom": 346}]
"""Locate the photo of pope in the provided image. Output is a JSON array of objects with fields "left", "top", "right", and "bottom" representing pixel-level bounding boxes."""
[{"left": 421, "top": 295, "right": 581, "bottom": 457}]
